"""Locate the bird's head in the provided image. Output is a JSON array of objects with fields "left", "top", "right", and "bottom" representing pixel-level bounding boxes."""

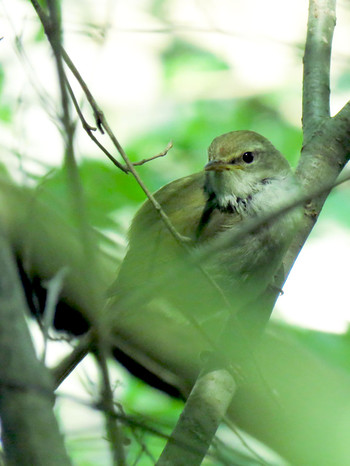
[{"left": 204, "top": 130, "right": 292, "bottom": 212}]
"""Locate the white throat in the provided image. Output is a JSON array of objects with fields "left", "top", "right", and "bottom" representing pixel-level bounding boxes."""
[{"left": 208, "top": 171, "right": 298, "bottom": 217}]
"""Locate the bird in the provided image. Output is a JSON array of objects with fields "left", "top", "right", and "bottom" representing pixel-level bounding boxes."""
[
  {"left": 3, "top": 130, "right": 302, "bottom": 396},
  {"left": 107, "top": 130, "right": 302, "bottom": 385}
]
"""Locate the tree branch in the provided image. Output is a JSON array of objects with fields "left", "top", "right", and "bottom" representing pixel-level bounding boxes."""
[
  {"left": 31, "top": 0, "right": 191, "bottom": 247},
  {"left": 132, "top": 141, "right": 173, "bottom": 167},
  {"left": 157, "top": 366, "right": 236, "bottom": 466},
  {"left": 0, "top": 232, "right": 71, "bottom": 466},
  {"left": 65, "top": 78, "right": 127, "bottom": 172},
  {"left": 51, "top": 332, "right": 92, "bottom": 389},
  {"left": 94, "top": 342, "right": 126, "bottom": 466},
  {"left": 302, "top": 0, "right": 336, "bottom": 141},
  {"left": 156, "top": 1, "right": 348, "bottom": 462},
  {"left": 21, "top": 1, "right": 350, "bottom": 465},
  {"left": 283, "top": 0, "right": 348, "bottom": 281}
]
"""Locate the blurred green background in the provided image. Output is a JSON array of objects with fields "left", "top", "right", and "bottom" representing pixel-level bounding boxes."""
[{"left": 1, "top": 0, "right": 350, "bottom": 464}]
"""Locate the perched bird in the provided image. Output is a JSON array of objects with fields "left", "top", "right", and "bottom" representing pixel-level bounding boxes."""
[
  {"left": 2, "top": 130, "right": 302, "bottom": 396},
  {"left": 108, "top": 130, "right": 302, "bottom": 389}
]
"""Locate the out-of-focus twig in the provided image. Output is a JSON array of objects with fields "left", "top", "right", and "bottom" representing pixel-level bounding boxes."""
[
  {"left": 51, "top": 332, "right": 93, "bottom": 390},
  {"left": 95, "top": 342, "right": 126, "bottom": 466}
]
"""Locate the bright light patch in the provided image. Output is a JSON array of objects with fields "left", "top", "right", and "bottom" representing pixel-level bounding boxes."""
[{"left": 276, "top": 223, "right": 350, "bottom": 334}]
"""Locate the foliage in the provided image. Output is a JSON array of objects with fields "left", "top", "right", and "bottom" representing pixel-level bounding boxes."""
[{"left": 1, "top": 0, "right": 350, "bottom": 464}]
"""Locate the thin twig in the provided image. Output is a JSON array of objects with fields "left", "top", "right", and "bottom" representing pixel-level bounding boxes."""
[
  {"left": 65, "top": 78, "right": 126, "bottom": 170},
  {"left": 63, "top": 50, "right": 129, "bottom": 173},
  {"left": 30, "top": 0, "right": 105, "bottom": 327},
  {"left": 63, "top": 44, "right": 198, "bottom": 251},
  {"left": 223, "top": 417, "right": 268, "bottom": 465},
  {"left": 41, "top": 267, "right": 69, "bottom": 364},
  {"left": 66, "top": 61, "right": 172, "bottom": 171},
  {"left": 51, "top": 332, "right": 93, "bottom": 390},
  {"left": 131, "top": 141, "right": 173, "bottom": 167},
  {"left": 97, "top": 116, "right": 193, "bottom": 243},
  {"left": 59, "top": 48, "right": 191, "bottom": 243},
  {"left": 95, "top": 342, "right": 126, "bottom": 466},
  {"left": 116, "top": 403, "right": 156, "bottom": 465},
  {"left": 30, "top": 0, "right": 194, "bottom": 248},
  {"left": 59, "top": 389, "right": 219, "bottom": 459}
]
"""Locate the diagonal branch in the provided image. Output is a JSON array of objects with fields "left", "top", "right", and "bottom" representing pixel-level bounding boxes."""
[{"left": 156, "top": 366, "right": 236, "bottom": 466}]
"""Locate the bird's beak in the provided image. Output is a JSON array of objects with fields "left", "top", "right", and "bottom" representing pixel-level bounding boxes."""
[{"left": 205, "top": 160, "right": 230, "bottom": 172}]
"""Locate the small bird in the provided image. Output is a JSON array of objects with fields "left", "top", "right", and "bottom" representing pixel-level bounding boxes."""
[{"left": 109, "top": 131, "right": 302, "bottom": 374}]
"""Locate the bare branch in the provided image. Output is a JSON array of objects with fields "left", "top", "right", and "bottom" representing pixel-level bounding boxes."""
[
  {"left": 41, "top": 267, "right": 69, "bottom": 363},
  {"left": 62, "top": 391, "right": 219, "bottom": 458},
  {"left": 302, "top": 0, "right": 336, "bottom": 140},
  {"left": 157, "top": 366, "right": 236, "bottom": 466},
  {"left": 284, "top": 0, "right": 350, "bottom": 293},
  {"left": 94, "top": 342, "right": 126, "bottom": 466},
  {"left": 131, "top": 141, "right": 173, "bottom": 168},
  {"left": 65, "top": 78, "right": 127, "bottom": 172},
  {"left": 0, "top": 232, "right": 71, "bottom": 466},
  {"left": 30, "top": 0, "right": 193, "bottom": 249},
  {"left": 51, "top": 332, "right": 93, "bottom": 389},
  {"left": 91, "top": 112, "right": 193, "bottom": 244}
]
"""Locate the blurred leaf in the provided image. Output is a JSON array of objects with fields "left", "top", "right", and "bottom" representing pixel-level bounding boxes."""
[
  {"left": 162, "top": 39, "right": 230, "bottom": 83},
  {"left": 0, "top": 66, "right": 12, "bottom": 123},
  {"left": 272, "top": 321, "right": 350, "bottom": 374},
  {"left": 150, "top": 0, "right": 168, "bottom": 18},
  {"left": 33, "top": 25, "right": 46, "bottom": 43},
  {"left": 66, "top": 434, "right": 112, "bottom": 465},
  {"left": 122, "top": 375, "right": 183, "bottom": 421},
  {"left": 36, "top": 160, "right": 145, "bottom": 230},
  {"left": 0, "top": 105, "right": 12, "bottom": 123},
  {"left": 120, "top": 374, "right": 183, "bottom": 465},
  {"left": 0, "top": 164, "right": 10, "bottom": 179},
  {"left": 0, "top": 66, "right": 4, "bottom": 94}
]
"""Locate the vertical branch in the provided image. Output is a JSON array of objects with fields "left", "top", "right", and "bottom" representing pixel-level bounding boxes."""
[
  {"left": 0, "top": 232, "right": 72, "bottom": 466},
  {"left": 282, "top": 0, "right": 340, "bottom": 278},
  {"left": 44, "top": 0, "right": 91, "bottom": 250},
  {"left": 302, "top": 0, "right": 336, "bottom": 141},
  {"left": 45, "top": 0, "right": 72, "bottom": 147},
  {"left": 95, "top": 343, "right": 126, "bottom": 466},
  {"left": 30, "top": 0, "right": 103, "bottom": 322}
]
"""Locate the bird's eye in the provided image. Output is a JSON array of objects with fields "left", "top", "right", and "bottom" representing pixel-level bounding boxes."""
[{"left": 242, "top": 151, "right": 254, "bottom": 164}]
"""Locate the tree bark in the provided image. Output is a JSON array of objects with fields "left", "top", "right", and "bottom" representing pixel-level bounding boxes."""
[{"left": 0, "top": 232, "right": 71, "bottom": 466}]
